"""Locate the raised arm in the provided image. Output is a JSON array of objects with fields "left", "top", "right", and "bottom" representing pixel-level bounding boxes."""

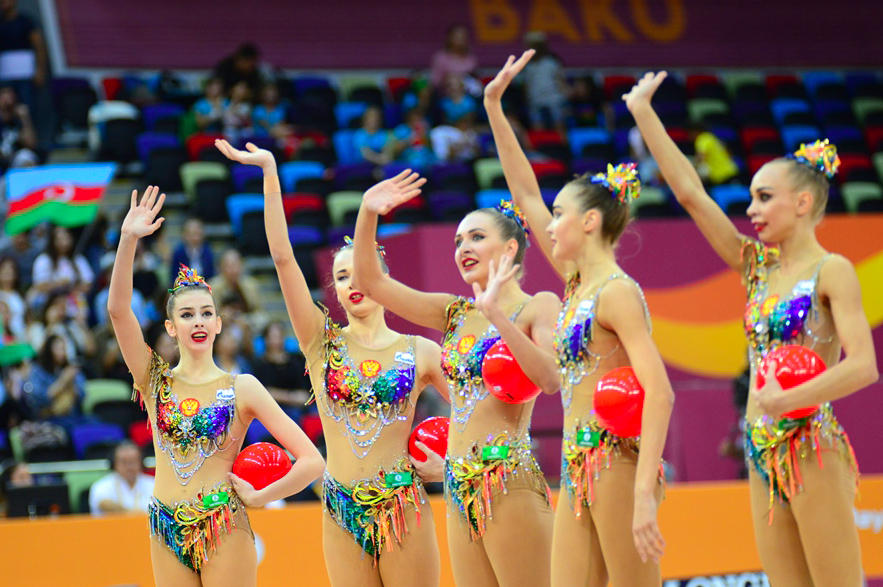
[
  {"left": 472, "top": 255, "right": 561, "bottom": 394},
  {"left": 484, "top": 51, "right": 570, "bottom": 279},
  {"left": 229, "top": 374, "right": 324, "bottom": 506},
  {"left": 215, "top": 140, "right": 325, "bottom": 349},
  {"left": 599, "top": 280, "right": 674, "bottom": 564},
  {"left": 352, "top": 171, "right": 453, "bottom": 331},
  {"left": 624, "top": 72, "right": 744, "bottom": 271},
  {"left": 753, "top": 255, "right": 878, "bottom": 417},
  {"left": 107, "top": 186, "right": 165, "bottom": 388},
  {"left": 416, "top": 336, "right": 450, "bottom": 402}
]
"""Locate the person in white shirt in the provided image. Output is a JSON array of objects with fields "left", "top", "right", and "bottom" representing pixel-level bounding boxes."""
[{"left": 89, "top": 441, "right": 154, "bottom": 515}]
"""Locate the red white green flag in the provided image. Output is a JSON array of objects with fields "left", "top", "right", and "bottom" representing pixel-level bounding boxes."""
[{"left": 4, "top": 163, "right": 117, "bottom": 235}]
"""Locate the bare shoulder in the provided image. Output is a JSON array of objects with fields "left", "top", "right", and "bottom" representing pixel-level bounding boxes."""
[
  {"left": 818, "top": 253, "right": 861, "bottom": 296},
  {"left": 234, "top": 373, "right": 264, "bottom": 397},
  {"left": 415, "top": 335, "right": 442, "bottom": 354},
  {"left": 601, "top": 277, "right": 644, "bottom": 302},
  {"left": 528, "top": 290, "right": 562, "bottom": 308}
]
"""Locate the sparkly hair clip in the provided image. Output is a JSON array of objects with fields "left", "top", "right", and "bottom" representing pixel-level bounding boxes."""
[
  {"left": 496, "top": 200, "right": 530, "bottom": 235},
  {"left": 342, "top": 235, "right": 386, "bottom": 258},
  {"left": 788, "top": 139, "right": 840, "bottom": 179},
  {"left": 591, "top": 162, "right": 641, "bottom": 204},
  {"left": 168, "top": 264, "right": 211, "bottom": 294}
]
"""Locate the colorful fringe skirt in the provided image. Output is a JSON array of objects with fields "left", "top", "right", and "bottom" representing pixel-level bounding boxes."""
[
  {"left": 445, "top": 432, "right": 551, "bottom": 541},
  {"left": 148, "top": 483, "right": 251, "bottom": 573},
  {"left": 322, "top": 459, "right": 425, "bottom": 563},
  {"left": 745, "top": 403, "right": 858, "bottom": 522},
  {"left": 561, "top": 419, "right": 664, "bottom": 516}
]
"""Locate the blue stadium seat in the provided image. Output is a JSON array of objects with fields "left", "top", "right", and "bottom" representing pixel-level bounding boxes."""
[
  {"left": 475, "top": 189, "right": 510, "bottom": 209},
  {"left": 226, "top": 194, "right": 264, "bottom": 236},
  {"left": 288, "top": 225, "right": 325, "bottom": 247},
  {"left": 780, "top": 125, "right": 821, "bottom": 151},
  {"left": 279, "top": 161, "right": 326, "bottom": 192},
  {"left": 231, "top": 163, "right": 264, "bottom": 192},
  {"left": 802, "top": 72, "right": 842, "bottom": 97},
  {"left": 136, "top": 132, "right": 179, "bottom": 166},
  {"left": 71, "top": 422, "right": 125, "bottom": 459},
  {"left": 710, "top": 184, "right": 751, "bottom": 214},
  {"left": 334, "top": 102, "right": 368, "bottom": 129},
  {"left": 568, "top": 127, "right": 611, "bottom": 158},
  {"left": 377, "top": 223, "right": 412, "bottom": 238},
  {"left": 770, "top": 98, "right": 811, "bottom": 126},
  {"left": 141, "top": 103, "right": 184, "bottom": 131},
  {"left": 333, "top": 129, "right": 360, "bottom": 166}
]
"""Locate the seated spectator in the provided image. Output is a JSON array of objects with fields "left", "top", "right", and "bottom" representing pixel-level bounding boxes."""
[
  {"left": 0, "top": 85, "right": 38, "bottom": 170},
  {"left": 169, "top": 217, "right": 215, "bottom": 283},
  {"left": 430, "top": 111, "right": 480, "bottom": 162},
  {"left": 252, "top": 82, "right": 292, "bottom": 141},
  {"left": 0, "top": 229, "right": 41, "bottom": 290},
  {"left": 88, "top": 441, "right": 153, "bottom": 515},
  {"left": 0, "top": 461, "right": 34, "bottom": 514},
  {"left": 214, "top": 329, "right": 250, "bottom": 376},
  {"left": 430, "top": 24, "right": 480, "bottom": 95},
  {"left": 22, "top": 333, "right": 85, "bottom": 419},
  {"left": 439, "top": 74, "right": 478, "bottom": 125},
  {"left": 0, "top": 256, "right": 26, "bottom": 339},
  {"left": 628, "top": 126, "right": 661, "bottom": 185},
  {"left": 213, "top": 42, "right": 266, "bottom": 98},
  {"left": 208, "top": 248, "right": 265, "bottom": 330},
  {"left": 222, "top": 80, "right": 253, "bottom": 143},
  {"left": 252, "top": 321, "right": 309, "bottom": 420},
  {"left": 569, "top": 75, "right": 604, "bottom": 128},
  {"left": 92, "top": 254, "right": 150, "bottom": 328},
  {"left": 147, "top": 323, "right": 178, "bottom": 366},
  {"left": 192, "top": 76, "right": 227, "bottom": 133},
  {"left": 394, "top": 109, "right": 435, "bottom": 168},
  {"left": 96, "top": 326, "right": 131, "bottom": 383},
  {"left": 693, "top": 125, "right": 739, "bottom": 185},
  {"left": 29, "top": 225, "right": 93, "bottom": 308},
  {"left": 26, "top": 291, "right": 95, "bottom": 365},
  {"left": 353, "top": 106, "right": 393, "bottom": 165},
  {"left": 522, "top": 32, "right": 568, "bottom": 133}
]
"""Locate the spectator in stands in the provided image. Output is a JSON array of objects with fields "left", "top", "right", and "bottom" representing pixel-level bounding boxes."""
[
  {"left": 693, "top": 124, "right": 739, "bottom": 185},
  {"left": 0, "top": 256, "right": 26, "bottom": 340},
  {"left": 213, "top": 42, "right": 265, "bottom": 97},
  {"left": 214, "top": 329, "right": 250, "bottom": 376},
  {"left": 253, "top": 81, "right": 292, "bottom": 141},
  {"left": 22, "top": 333, "right": 85, "bottom": 419},
  {"left": 430, "top": 24, "right": 479, "bottom": 96},
  {"left": 251, "top": 321, "right": 309, "bottom": 420},
  {"left": 0, "top": 460, "right": 33, "bottom": 514},
  {"left": 88, "top": 441, "right": 153, "bottom": 515},
  {"left": 0, "top": 85, "right": 38, "bottom": 170},
  {"left": 0, "top": 0, "right": 48, "bottom": 119},
  {"left": 26, "top": 291, "right": 95, "bottom": 366},
  {"left": 628, "top": 126, "right": 661, "bottom": 185},
  {"left": 353, "top": 106, "right": 394, "bottom": 165},
  {"left": 96, "top": 327, "right": 131, "bottom": 383},
  {"left": 521, "top": 32, "right": 568, "bottom": 133},
  {"left": 430, "top": 110, "right": 480, "bottom": 162},
  {"left": 222, "top": 80, "right": 253, "bottom": 143},
  {"left": 569, "top": 75, "right": 605, "bottom": 128},
  {"left": 169, "top": 217, "right": 215, "bottom": 283},
  {"left": 147, "top": 323, "right": 178, "bottom": 366},
  {"left": 208, "top": 248, "right": 263, "bottom": 326},
  {"left": 439, "top": 74, "right": 479, "bottom": 125},
  {"left": 192, "top": 76, "right": 227, "bottom": 134},
  {"left": 30, "top": 225, "right": 94, "bottom": 304},
  {"left": 393, "top": 108, "right": 435, "bottom": 168},
  {"left": 92, "top": 254, "right": 150, "bottom": 328},
  {"left": 0, "top": 229, "right": 40, "bottom": 290}
]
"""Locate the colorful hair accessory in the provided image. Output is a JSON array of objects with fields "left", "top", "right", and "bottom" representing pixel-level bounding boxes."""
[
  {"left": 789, "top": 139, "right": 840, "bottom": 179},
  {"left": 342, "top": 235, "right": 386, "bottom": 258},
  {"left": 496, "top": 200, "right": 530, "bottom": 235},
  {"left": 590, "top": 163, "right": 642, "bottom": 204},
  {"left": 168, "top": 264, "right": 211, "bottom": 294}
]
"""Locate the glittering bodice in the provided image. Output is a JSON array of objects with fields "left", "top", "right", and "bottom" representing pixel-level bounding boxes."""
[
  {"left": 742, "top": 241, "right": 834, "bottom": 370},
  {"left": 554, "top": 272, "right": 649, "bottom": 410},
  {"left": 312, "top": 313, "right": 417, "bottom": 460}
]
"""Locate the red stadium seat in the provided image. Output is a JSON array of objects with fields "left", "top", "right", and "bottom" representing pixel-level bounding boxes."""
[
  {"left": 667, "top": 127, "right": 689, "bottom": 143},
  {"left": 741, "top": 126, "right": 781, "bottom": 152},
  {"left": 686, "top": 74, "right": 720, "bottom": 96},
  {"left": 531, "top": 160, "right": 568, "bottom": 178},
  {"left": 101, "top": 77, "right": 123, "bottom": 100},
  {"left": 865, "top": 126, "right": 883, "bottom": 152},
  {"left": 748, "top": 153, "right": 777, "bottom": 175},
  {"left": 527, "top": 130, "right": 565, "bottom": 147},
  {"left": 604, "top": 75, "right": 637, "bottom": 99},
  {"left": 282, "top": 193, "right": 325, "bottom": 224},
  {"left": 386, "top": 77, "right": 412, "bottom": 103},
  {"left": 186, "top": 133, "right": 225, "bottom": 160}
]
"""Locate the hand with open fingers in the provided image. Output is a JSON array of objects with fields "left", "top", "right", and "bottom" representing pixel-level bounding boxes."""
[
  {"left": 227, "top": 472, "right": 263, "bottom": 508},
  {"left": 622, "top": 71, "right": 668, "bottom": 112},
  {"left": 484, "top": 50, "right": 536, "bottom": 103},
  {"left": 361, "top": 169, "right": 427, "bottom": 215},
  {"left": 471, "top": 254, "right": 520, "bottom": 319},
  {"left": 632, "top": 492, "right": 665, "bottom": 564},
  {"left": 751, "top": 359, "right": 786, "bottom": 418},
  {"left": 120, "top": 185, "right": 165, "bottom": 239},
  {"left": 409, "top": 440, "right": 445, "bottom": 483},
  {"left": 215, "top": 138, "right": 276, "bottom": 169}
]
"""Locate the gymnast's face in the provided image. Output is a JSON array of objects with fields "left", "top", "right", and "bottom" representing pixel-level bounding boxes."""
[
  {"left": 548, "top": 184, "right": 590, "bottom": 261},
  {"left": 454, "top": 211, "right": 515, "bottom": 287},
  {"left": 165, "top": 290, "right": 222, "bottom": 354},
  {"left": 332, "top": 248, "right": 381, "bottom": 318},
  {"left": 747, "top": 161, "right": 808, "bottom": 244}
]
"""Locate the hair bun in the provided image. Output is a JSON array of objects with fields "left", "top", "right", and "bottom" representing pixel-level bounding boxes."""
[
  {"left": 496, "top": 200, "right": 530, "bottom": 235},
  {"left": 169, "top": 264, "right": 211, "bottom": 294},
  {"left": 789, "top": 139, "right": 840, "bottom": 179},
  {"left": 342, "top": 235, "right": 386, "bottom": 258},
  {"left": 590, "top": 163, "right": 641, "bottom": 204}
]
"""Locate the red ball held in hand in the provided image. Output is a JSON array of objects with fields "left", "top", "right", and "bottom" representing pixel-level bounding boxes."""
[
  {"left": 593, "top": 367, "right": 644, "bottom": 438},
  {"left": 481, "top": 339, "right": 542, "bottom": 404},
  {"left": 756, "top": 345, "right": 824, "bottom": 420},
  {"left": 408, "top": 417, "right": 450, "bottom": 462},
  {"left": 232, "top": 442, "right": 292, "bottom": 490}
]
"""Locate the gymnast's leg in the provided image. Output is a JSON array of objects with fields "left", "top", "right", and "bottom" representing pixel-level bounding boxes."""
[
  {"left": 322, "top": 513, "right": 383, "bottom": 587},
  {"left": 550, "top": 487, "right": 608, "bottom": 587},
  {"left": 378, "top": 496, "right": 441, "bottom": 587},
  {"left": 446, "top": 499, "right": 500, "bottom": 587}
]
